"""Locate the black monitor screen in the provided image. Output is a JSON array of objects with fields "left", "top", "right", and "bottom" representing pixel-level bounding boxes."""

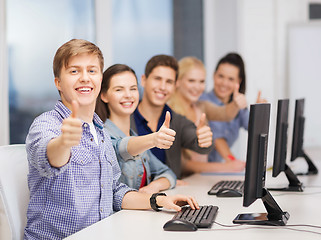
[
  {"left": 243, "top": 103, "right": 270, "bottom": 207},
  {"left": 289, "top": 98, "right": 318, "bottom": 175},
  {"left": 290, "top": 98, "right": 305, "bottom": 161},
  {"left": 272, "top": 99, "right": 289, "bottom": 177}
]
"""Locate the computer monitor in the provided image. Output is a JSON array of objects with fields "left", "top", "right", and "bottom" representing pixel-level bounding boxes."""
[
  {"left": 290, "top": 98, "right": 318, "bottom": 175},
  {"left": 269, "top": 99, "right": 303, "bottom": 192},
  {"left": 233, "top": 103, "right": 290, "bottom": 226}
]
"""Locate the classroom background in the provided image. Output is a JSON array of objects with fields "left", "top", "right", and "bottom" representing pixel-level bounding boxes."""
[{"left": 1, "top": 0, "right": 321, "bottom": 167}]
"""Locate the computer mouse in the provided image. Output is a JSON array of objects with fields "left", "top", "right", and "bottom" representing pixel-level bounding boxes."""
[
  {"left": 163, "top": 219, "right": 197, "bottom": 231},
  {"left": 216, "top": 188, "right": 242, "bottom": 197}
]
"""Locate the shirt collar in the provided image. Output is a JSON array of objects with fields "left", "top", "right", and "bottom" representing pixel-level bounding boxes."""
[{"left": 134, "top": 104, "right": 172, "bottom": 130}]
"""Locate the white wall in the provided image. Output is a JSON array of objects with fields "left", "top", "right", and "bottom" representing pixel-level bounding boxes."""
[
  {"left": 0, "top": 0, "right": 9, "bottom": 146},
  {"left": 95, "top": 0, "right": 113, "bottom": 72},
  {"left": 204, "top": 0, "right": 315, "bottom": 163},
  {"left": 288, "top": 21, "right": 321, "bottom": 147}
]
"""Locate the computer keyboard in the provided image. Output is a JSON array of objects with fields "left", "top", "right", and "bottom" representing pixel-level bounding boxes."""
[
  {"left": 169, "top": 205, "right": 218, "bottom": 228},
  {"left": 208, "top": 180, "right": 244, "bottom": 196}
]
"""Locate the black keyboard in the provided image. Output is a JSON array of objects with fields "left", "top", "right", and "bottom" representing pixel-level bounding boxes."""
[
  {"left": 208, "top": 180, "right": 244, "bottom": 195},
  {"left": 172, "top": 205, "right": 218, "bottom": 228}
]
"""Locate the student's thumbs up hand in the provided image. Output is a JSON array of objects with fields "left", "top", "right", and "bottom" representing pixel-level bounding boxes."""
[
  {"left": 232, "top": 83, "right": 247, "bottom": 109},
  {"left": 256, "top": 90, "right": 268, "bottom": 103},
  {"left": 60, "top": 100, "right": 83, "bottom": 148},
  {"left": 196, "top": 113, "right": 213, "bottom": 148},
  {"left": 154, "top": 111, "right": 176, "bottom": 149}
]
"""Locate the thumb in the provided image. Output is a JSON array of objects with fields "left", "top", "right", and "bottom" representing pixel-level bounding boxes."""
[
  {"left": 71, "top": 100, "right": 79, "bottom": 118},
  {"left": 197, "top": 113, "right": 206, "bottom": 129},
  {"left": 163, "top": 111, "right": 171, "bottom": 128},
  {"left": 256, "top": 90, "right": 262, "bottom": 102}
]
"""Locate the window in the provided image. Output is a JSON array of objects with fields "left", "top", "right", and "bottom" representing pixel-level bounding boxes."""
[{"left": 7, "top": 0, "right": 95, "bottom": 143}]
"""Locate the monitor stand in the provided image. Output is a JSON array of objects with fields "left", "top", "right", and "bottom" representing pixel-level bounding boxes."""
[
  {"left": 268, "top": 164, "right": 304, "bottom": 192},
  {"left": 296, "top": 150, "right": 318, "bottom": 175},
  {"left": 233, "top": 188, "right": 290, "bottom": 226}
]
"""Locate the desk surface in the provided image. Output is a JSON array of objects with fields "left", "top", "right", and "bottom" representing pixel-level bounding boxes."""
[{"left": 66, "top": 148, "right": 321, "bottom": 240}]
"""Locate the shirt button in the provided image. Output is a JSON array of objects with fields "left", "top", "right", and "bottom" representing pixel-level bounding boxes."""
[
  {"left": 101, "top": 140, "right": 104, "bottom": 143},
  {"left": 84, "top": 123, "right": 88, "bottom": 128},
  {"left": 81, "top": 160, "right": 84, "bottom": 164},
  {"left": 90, "top": 138, "right": 93, "bottom": 141},
  {"left": 100, "top": 208, "right": 103, "bottom": 213},
  {"left": 101, "top": 184, "right": 104, "bottom": 188}
]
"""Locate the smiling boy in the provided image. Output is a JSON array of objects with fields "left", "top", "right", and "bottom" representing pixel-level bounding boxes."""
[
  {"left": 24, "top": 40, "right": 198, "bottom": 239},
  {"left": 131, "top": 55, "right": 214, "bottom": 178}
]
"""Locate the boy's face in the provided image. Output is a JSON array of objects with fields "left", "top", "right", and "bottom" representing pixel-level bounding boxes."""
[
  {"left": 141, "top": 66, "right": 176, "bottom": 108},
  {"left": 55, "top": 53, "right": 102, "bottom": 111}
]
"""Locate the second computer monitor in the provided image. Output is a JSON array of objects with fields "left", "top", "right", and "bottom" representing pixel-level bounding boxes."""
[
  {"left": 270, "top": 99, "right": 303, "bottom": 191},
  {"left": 273, "top": 99, "right": 289, "bottom": 177}
]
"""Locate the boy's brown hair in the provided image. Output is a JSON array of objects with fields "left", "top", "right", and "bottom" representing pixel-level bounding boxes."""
[
  {"left": 53, "top": 39, "right": 104, "bottom": 78},
  {"left": 144, "top": 54, "right": 178, "bottom": 80}
]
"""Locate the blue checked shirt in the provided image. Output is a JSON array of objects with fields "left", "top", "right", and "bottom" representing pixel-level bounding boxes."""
[{"left": 24, "top": 101, "right": 133, "bottom": 240}]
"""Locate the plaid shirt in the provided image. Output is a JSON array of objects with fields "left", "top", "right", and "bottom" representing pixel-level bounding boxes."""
[{"left": 24, "top": 101, "right": 133, "bottom": 240}]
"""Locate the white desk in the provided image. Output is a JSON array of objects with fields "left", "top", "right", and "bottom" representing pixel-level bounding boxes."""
[{"left": 66, "top": 148, "right": 321, "bottom": 240}]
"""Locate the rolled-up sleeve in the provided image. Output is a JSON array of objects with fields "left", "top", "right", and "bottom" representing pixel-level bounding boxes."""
[
  {"left": 111, "top": 136, "right": 139, "bottom": 161},
  {"left": 108, "top": 136, "right": 136, "bottom": 211},
  {"left": 26, "top": 115, "right": 71, "bottom": 178}
]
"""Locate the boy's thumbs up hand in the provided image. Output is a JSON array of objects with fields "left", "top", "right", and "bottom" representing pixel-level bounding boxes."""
[
  {"left": 232, "top": 83, "right": 247, "bottom": 109},
  {"left": 60, "top": 100, "right": 83, "bottom": 148},
  {"left": 196, "top": 113, "right": 213, "bottom": 148},
  {"left": 154, "top": 111, "right": 176, "bottom": 149}
]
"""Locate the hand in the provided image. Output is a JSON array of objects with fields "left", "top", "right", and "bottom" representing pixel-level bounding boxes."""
[
  {"left": 60, "top": 100, "right": 83, "bottom": 148},
  {"left": 153, "top": 111, "right": 176, "bottom": 149},
  {"left": 156, "top": 194, "right": 199, "bottom": 211},
  {"left": 196, "top": 113, "right": 212, "bottom": 148},
  {"left": 233, "top": 83, "right": 247, "bottom": 109},
  {"left": 256, "top": 90, "right": 267, "bottom": 103},
  {"left": 224, "top": 159, "right": 246, "bottom": 172}
]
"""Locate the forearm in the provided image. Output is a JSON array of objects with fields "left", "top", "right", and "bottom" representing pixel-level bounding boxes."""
[
  {"left": 183, "top": 160, "right": 221, "bottom": 173},
  {"left": 149, "top": 177, "right": 171, "bottom": 191},
  {"left": 122, "top": 191, "right": 199, "bottom": 211},
  {"left": 224, "top": 101, "right": 240, "bottom": 121},
  {"left": 121, "top": 191, "right": 152, "bottom": 209},
  {"left": 47, "top": 136, "right": 71, "bottom": 167},
  {"left": 214, "top": 138, "right": 233, "bottom": 161},
  {"left": 202, "top": 101, "right": 227, "bottom": 121},
  {"left": 127, "top": 133, "right": 156, "bottom": 156}
]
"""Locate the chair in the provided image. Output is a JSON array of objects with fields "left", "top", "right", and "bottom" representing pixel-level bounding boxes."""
[{"left": 0, "top": 144, "right": 29, "bottom": 240}]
